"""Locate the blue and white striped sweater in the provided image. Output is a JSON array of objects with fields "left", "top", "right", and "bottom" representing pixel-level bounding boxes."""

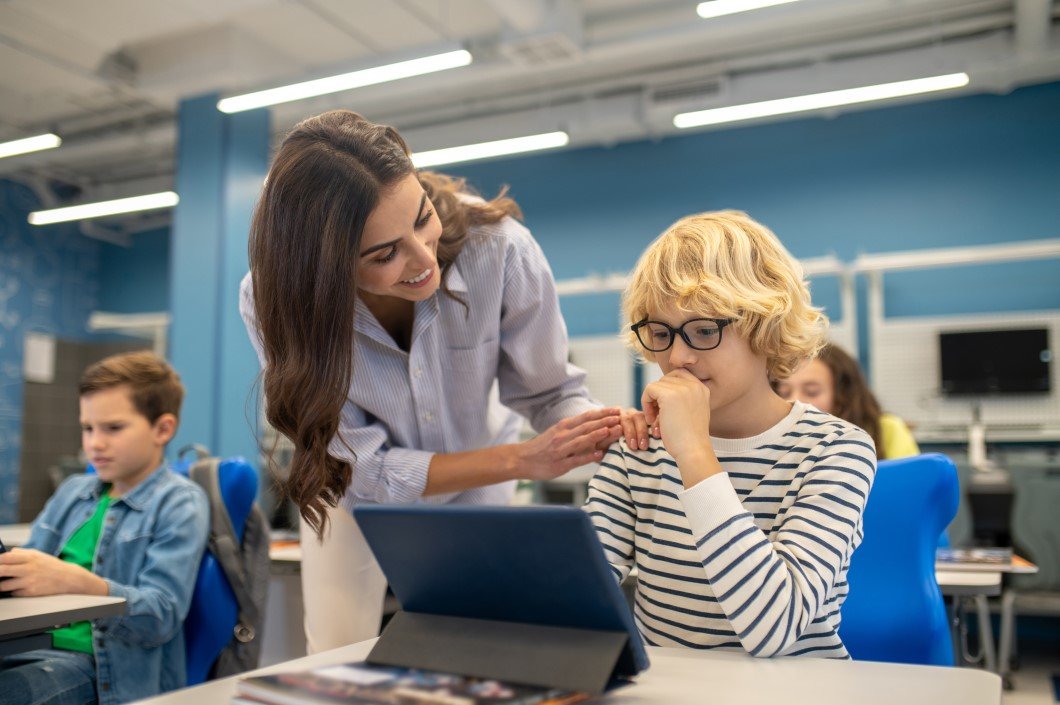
[{"left": 586, "top": 401, "right": 875, "bottom": 658}]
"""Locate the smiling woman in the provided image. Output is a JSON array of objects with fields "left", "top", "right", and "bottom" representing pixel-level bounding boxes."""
[{"left": 239, "top": 110, "right": 638, "bottom": 652}]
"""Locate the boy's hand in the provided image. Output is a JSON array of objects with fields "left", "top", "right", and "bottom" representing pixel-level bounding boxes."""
[
  {"left": 641, "top": 369, "right": 724, "bottom": 488},
  {"left": 0, "top": 548, "right": 109, "bottom": 597}
]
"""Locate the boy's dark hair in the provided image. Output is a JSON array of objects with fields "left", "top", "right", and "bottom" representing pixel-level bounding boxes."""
[{"left": 79, "top": 351, "right": 184, "bottom": 423}]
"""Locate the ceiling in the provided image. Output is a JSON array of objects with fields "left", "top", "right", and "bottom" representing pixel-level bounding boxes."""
[{"left": 0, "top": 0, "right": 1057, "bottom": 224}]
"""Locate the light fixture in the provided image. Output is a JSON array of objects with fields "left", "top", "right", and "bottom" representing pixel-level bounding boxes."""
[
  {"left": 217, "top": 49, "right": 473, "bottom": 113},
  {"left": 674, "top": 72, "right": 970, "bottom": 129},
  {"left": 0, "top": 133, "right": 62, "bottom": 160},
  {"left": 411, "top": 131, "right": 570, "bottom": 168},
  {"left": 696, "top": 0, "right": 799, "bottom": 19},
  {"left": 28, "top": 191, "right": 180, "bottom": 225}
]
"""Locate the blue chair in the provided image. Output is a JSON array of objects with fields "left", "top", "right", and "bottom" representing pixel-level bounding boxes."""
[
  {"left": 173, "top": 455, "right": 259, "bottom": 686},
  {"left": 839, "top": 453, "right": 958, "bottom": 666}
]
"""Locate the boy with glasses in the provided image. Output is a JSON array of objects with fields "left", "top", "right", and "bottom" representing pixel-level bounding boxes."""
[{"left": 587, "top": 211, "right": 876, "bottom": 658}]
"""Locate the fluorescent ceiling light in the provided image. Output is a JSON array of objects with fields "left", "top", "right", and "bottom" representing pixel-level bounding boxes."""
[
  {"left": 218, "top": 49, "right": 473, "bottom": 113},
  {"left": 0, "top": 133, "right": 62, "bottom": 160},
  {"left": 411, "top": 131, "right": 570, "bottom": 168},
  {"left": 674, "top": 72, "right": 970, "bottom": 129},
  {"left": 29, "top": 191, "right": 179, "bottom": 225},
  {"left": 696, "top": 0, "right": 799, "bottom": 19}
]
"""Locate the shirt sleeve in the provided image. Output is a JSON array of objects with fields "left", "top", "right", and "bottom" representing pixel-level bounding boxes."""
[
  {"left": 493, "top": 223, "right": 600, "bottom": 431},
  {"left": 98, "top": 485, "right": 210, "bottom": 648},
  {"left": 240, "top": 273, "right": 433, "bottom": 508},
  {"left": 333, "top": 402, "right": 435, "bottom": 509},
  {"left": 585, "top": 441, "right": 637, "bottom": 584},
  {"left": 879, "top": 414, "right": 920, "bottom": 459},
  {"left": 678, "top": 429, "right": 876, "bottom": 657}
]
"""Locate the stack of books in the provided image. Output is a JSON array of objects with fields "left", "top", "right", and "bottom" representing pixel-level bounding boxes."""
[
  {"left": 935, "top": 547, "right": 1037, "bottom": 573},
  {"left": 233, "top": 661, "right": 592, "bottom": 705}
]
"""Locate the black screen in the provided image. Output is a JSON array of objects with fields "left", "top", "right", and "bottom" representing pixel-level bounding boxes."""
[{"left": 939, "top": 328, "right": 1051, "bottom": 396}]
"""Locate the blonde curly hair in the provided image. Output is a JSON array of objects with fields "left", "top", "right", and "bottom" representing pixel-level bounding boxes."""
[{"left": 622, "top": 210, "right": 826, "bottom": 380}]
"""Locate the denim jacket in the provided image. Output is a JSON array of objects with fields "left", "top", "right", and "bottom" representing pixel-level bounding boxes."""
[{"left": 24, "top": 465, "right": 209, "bottom": 705}]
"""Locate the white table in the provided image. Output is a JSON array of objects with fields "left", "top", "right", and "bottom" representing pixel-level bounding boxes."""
[
  {"left": 935, "top": 558, "right": 1039, "bottom": 676},
  {"left": 0, "top": 523, "right": 32, "bottom": 548},
  {"left": 134, "top": 637, "right": 1001, "bottom": 705},
  {"left": 0, "top": 594, "right": 126, "bottom": 656},
  {"left": 265, "top": 545, "right": 1009, "bottom": 670}
]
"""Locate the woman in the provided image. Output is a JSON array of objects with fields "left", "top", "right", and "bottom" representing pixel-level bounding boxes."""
[
  {"left": 773, "top": 342, "right": 919, "bottom": 459},
  {"left": 240, "top": 110, "right": 646, "bottom": 650}
]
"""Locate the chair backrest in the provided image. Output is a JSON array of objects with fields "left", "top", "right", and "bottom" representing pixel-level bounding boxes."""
[
  {"left": 174, "top": 456, "right": 258, "bottom": 686},
  {"left": 839, "top": 453, "right": 958, "bottom": 666},
  {"left": 1008, "top": 464, "right": 1060, "bottom": 592}
]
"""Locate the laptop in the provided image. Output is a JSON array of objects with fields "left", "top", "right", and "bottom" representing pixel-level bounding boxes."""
[{"left": 353, "top": 504, "right": 649, "bottom": 690}]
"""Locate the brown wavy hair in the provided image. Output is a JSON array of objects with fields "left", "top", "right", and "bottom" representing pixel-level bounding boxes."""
[
  {"left": 249, "top": 110, "right": 521, "bottom": 537},
  {"left": 813, "top": 343, "right": 886, "bottom": 456}
]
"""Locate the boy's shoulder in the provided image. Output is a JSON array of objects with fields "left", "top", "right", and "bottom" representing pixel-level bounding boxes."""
[
  {"left": 789, "top": 403, "right": 872, "bottom": 441},
  {"left": 156, "top": 467, "right": 209, "bottom": 502},
  {"left": 793, "top": 404, "right": 875, "bottom": 455}
]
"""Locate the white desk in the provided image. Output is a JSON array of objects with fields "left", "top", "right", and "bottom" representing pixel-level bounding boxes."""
[
  {"left": 264, "top": 545, "right": 1009, "bottom": 670},
  {"left": 0, "top": 594, "right": 126, "bottom": 656},
  {"left": 135, "top": 637, "right": 1001, "bottom": 705},
  {"left": 0, "top": 523, "right": 32, "bottom": 548}
]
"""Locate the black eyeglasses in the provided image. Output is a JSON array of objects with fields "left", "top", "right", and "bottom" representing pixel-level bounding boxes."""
[{"left": 631, "top": 317, "right": 734, "bottom": 352}]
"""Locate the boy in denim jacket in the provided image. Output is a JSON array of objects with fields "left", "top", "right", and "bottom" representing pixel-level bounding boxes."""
[{"left": 0, "top": 351, "right": 209, "bottom": 705}]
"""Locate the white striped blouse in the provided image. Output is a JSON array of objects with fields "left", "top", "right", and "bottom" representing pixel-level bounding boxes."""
[
  {"left": 240, "top": 214, "right": 598, "bottom": 512},
  {"left": 586, "top": 401, "right": 876, "bottom": 658}
]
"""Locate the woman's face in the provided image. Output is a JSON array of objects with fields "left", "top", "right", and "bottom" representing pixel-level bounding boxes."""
[
  {"left": 356, "top": 173, "right": 443, "bottom": 302},
  {"left": 774, "top": 358, "right": 835, "bottom": 413}
]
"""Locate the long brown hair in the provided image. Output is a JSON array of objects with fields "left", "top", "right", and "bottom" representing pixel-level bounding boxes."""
[
  {"left": 249, "top": 110, "right": 520, "bottom": 537},
  {"left": 815, "top": 343, "right": 886, "bottom": 457}
]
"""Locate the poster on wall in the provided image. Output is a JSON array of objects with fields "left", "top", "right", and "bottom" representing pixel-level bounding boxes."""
[{"left": 23, "top": 332, "right": 56, "bottom": 384}]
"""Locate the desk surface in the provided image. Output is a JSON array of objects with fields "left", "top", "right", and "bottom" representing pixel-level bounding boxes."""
[
  {"left": 135, "top": 638, "right": 1000, "bottom": 705},
  {"left": 0, "top": 523, "right": 31, "bottom": 548},
  {"left": 0, "top": 594, "right": 126, "bottom": 638}
]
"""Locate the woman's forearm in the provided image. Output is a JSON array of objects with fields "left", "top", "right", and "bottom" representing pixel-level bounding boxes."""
[
  {"left": 423, "top": 407, "right": 623, "bottom": 496},
  {"left": 424, "top": 444, "right": 519, "bottom": 495}
]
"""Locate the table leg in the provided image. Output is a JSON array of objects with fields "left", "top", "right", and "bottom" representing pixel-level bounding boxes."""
[{"left": 974, "top": 595, "right": 997, "bottom": 672}]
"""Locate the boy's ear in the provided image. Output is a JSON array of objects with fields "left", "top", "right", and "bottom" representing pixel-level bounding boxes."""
[{"left": 153, "top": 413, "right": 178, "bottom": 445}]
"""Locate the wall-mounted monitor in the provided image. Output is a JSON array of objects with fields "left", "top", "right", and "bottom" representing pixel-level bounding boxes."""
[{"left": 939, "top": 327, "right": 1052, "bottom": 396}]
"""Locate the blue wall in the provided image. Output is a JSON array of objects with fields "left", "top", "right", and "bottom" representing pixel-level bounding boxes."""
[
  {"left": 95, "top": 81, "right": 1060, "bottom": 339},
  {"left": 98, "top": 228, "right": 171, "bottom": 313},
  {"left": 3, "top": 81, "right": 1059, "bottom": 517},
  {"left": 0, "top": 180, "right": 100, "bottom": 522},
  {"left": 450, "top": 81, "right": 1060, "bottom": 338}
]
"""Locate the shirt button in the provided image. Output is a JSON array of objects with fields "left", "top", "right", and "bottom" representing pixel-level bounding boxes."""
[
  {"left": 414, "top": 367, "right": 423, "bottom": 378},
  {"left": 424, "top": 412, "right": 434, "bottom": 422}
]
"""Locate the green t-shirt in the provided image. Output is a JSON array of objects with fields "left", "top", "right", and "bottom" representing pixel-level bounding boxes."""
[{"left": 51, "top": 491, "right": 112, "bottom": 654}]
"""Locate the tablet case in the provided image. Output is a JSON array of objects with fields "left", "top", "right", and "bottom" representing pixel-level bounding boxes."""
[{"left": 353, "top": 504, "right": 649, "bottom": 695}]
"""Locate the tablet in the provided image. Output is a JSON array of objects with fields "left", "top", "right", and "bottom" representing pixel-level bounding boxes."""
[{"left": 353, "top": 504, "right": 649, "bottom": 677}]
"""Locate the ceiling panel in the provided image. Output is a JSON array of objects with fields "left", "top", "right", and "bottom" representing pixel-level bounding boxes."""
[
  {"left": 308, "top": 0, "right": 451, "bottom": 54},
  {"left": 6, "top": 0, "right": 211, "bottom": 50},
  {"left": 400, "top": 0, "right": 506, "bottom": 41},
  {"left": 233, "top": 2, "right": 376, "bottom": 71},
  {"left": 0, "top": 45, "right": 109, "bottom": 129}
]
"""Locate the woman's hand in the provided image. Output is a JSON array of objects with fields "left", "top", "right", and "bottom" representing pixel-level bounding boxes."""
[
  {"left": 512, "top": 407, "right": 622, "bottom": 481},
  {"left": 612, "top": 408, "right": 653, "bottom": 451},
  {"left": 641, "top": 369, "right": 723, "bottom": 487}
]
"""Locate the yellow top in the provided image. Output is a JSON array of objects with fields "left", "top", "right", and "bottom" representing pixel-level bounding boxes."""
[{"left": 879, "top": 413, "right": 920, "bottom": 459}]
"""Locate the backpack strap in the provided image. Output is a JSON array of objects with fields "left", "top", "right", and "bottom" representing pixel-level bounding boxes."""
[{"left": 190, "top": 458, "right": 260, "bottom": 644}]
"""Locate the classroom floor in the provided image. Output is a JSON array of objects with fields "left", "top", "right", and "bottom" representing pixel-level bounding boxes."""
[{"left": 1001, "top": 643, "right": 1060, "bottom": 704}]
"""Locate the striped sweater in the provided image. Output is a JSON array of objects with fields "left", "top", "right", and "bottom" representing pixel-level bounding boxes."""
[{"left": 586, "top": 401, "right": 876, "bottom": 658}]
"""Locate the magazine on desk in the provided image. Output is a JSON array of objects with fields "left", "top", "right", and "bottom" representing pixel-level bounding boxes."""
[
  {"left": 234, "top": 661, "right": 593, "bottom": 705},
  {"left": 935, "top": 548, "right": 1037, "bottom": 573}
]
